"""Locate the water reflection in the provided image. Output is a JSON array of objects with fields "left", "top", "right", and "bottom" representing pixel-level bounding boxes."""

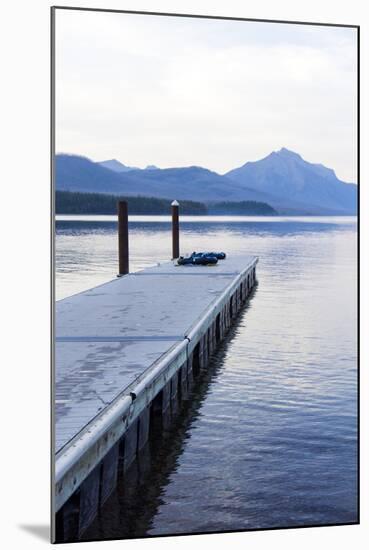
[
  {"left": 82, "top": 296, "right": 257, "bottom": 541},
  {"left": 55, "top": 216, "right": 357, "bottom": 536},
  {"left": 55, "top": 216, "right": 356, "bottom": 301}
]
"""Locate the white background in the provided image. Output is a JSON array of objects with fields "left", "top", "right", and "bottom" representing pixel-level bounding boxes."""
[{"left": 0, "top": 0, "right": 367, "bottom": 548}]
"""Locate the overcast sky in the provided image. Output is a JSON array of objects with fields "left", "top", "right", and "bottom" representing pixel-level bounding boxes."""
[{"left": 55, "top": 9, "right": 357, "bottom": 182}]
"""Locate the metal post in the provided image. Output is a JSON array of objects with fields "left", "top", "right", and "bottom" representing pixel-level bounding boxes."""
[
  {"left": 118, "top": 200, "right": 129, "bottom": 276},
  {"left": 171, "top": 200, "right": 180, "bottom": 259}
]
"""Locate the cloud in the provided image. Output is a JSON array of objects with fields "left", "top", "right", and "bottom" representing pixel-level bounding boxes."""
[{"left": 55, "top": 9, "right": 357, "bottom": 182}]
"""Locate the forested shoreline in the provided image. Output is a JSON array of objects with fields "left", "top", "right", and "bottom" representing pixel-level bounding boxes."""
[{"left": 56, "top": 190, "right": 277, "bottom": 215}]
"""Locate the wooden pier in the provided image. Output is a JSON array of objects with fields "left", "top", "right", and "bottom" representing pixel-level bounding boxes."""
[{"left": 53, "top": 254, "right": 258, "bottom": 540}]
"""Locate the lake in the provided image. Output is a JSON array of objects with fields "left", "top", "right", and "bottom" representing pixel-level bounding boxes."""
[{"left": 55, "top": 215, "right": 358, "bottom": 538}]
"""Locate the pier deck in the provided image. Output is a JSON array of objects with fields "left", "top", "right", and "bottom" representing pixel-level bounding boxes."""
[{"left": 54, "top": 254, "right": 258, "bottom": 521}]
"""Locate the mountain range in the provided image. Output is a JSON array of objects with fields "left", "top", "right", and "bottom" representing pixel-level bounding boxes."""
[
  {"left": 98, "top": 159, "right": 160, "bottom": 172},
  {"left": 55, "top": 148, "right": 357, "bottom": 215}
]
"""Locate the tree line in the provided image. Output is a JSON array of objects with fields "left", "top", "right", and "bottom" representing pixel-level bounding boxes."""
[
  {"left": 56, "top": 191, "right": 207, "bottom": 215},
  {"left": 208, "top": 201, "right": 277, "bottom": 215},
  {"left": 56, "top": 190, "right": 277, "bottom": 216}
]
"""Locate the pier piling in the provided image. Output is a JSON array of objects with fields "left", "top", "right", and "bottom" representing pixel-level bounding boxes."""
[
  {"left": 171, "top": 200, "right": 180, "bottom": 259},
  {"left": 118, "top": 200, "right": 129, "bottom": 276}
]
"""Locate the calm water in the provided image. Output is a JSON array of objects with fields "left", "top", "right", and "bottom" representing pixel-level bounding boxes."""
[{"left": 55, "top": 216, "right": 358, "bottom": 537}]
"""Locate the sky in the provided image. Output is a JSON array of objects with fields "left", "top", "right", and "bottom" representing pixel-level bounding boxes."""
[{"left": 55, "top": 9, "right": 358, "bottom": 182}]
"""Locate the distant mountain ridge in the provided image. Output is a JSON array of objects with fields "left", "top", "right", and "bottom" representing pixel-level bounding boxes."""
[
  {"left": 97, "top": 159, "right": 160, "bottom": 172},
  {"left": 55, "top": 149, "right": 357, "bottom": 215},
  {"left": 56, "top": 154, "right": 273, "bottom": 204},
  {"left": 225, "top": 148, "right": 357, "bottom": 214},
  {"left": 98, "top": 159, "right": 138, "bottom": 172}
]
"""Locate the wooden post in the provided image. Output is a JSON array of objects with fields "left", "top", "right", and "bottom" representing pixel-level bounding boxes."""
[
  {"left": 171, "top": 200, "right": 180, "bottom": 259},
  {"left": 118, "top": 201, "right": 129, "bottom": 276}
]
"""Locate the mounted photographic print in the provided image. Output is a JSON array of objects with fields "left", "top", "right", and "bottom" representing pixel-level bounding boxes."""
[{"left": 51, "top": 7, "right": 359, "bottom": 543}]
